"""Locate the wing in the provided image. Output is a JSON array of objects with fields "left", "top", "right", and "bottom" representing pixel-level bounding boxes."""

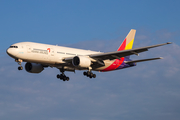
[{"left": 89, "top": 42, "right": 171, "bottom": 60}]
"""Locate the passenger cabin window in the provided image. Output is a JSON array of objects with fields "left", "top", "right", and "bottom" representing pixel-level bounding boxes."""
[{"left": 10, "top": 46, "right": 18, "bottom": 48}]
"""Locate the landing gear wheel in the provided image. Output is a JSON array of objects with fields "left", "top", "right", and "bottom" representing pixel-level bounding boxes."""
[
  {"left": 62, "top": 76, "right": 69, "bottom": 81},
  {"left": 57, "top": 73, "right": 70, "bottom": 81},
  {"left": 87, "top": 71, "right": 91, "bottom": 76},
  {"left": 90, "top": 73, "right": 93, "bottom": 77},
  {"left": 57, "top": 74, "right": 60, "bottom": 78},
  {"left": 63, "top": 77, "right": 66, "bottom": 81},
  {"left": 59, "top": 74, "right": 64, "bottom": 80},
  {"left": 83, "top": 71, "right": 87, "bottom": 76},
  {"left": 83, "top": 71, "right": 96, "bottom": 79},
  {"left": 93, "top": 74, "right": 96, "bottom": 78},
  {"left": 18, "top": 66, "right": 23, "bottom": 70}
]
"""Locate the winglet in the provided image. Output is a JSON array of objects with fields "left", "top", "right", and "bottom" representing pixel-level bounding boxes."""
[
  {"left": 167, "top": 42, "right": 172, "bottom": 44},
  {"left": 117, "top": 29, "right": 136, "bottom": 51}
]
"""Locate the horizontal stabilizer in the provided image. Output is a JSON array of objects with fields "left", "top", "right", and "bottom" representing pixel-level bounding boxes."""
[{"left": 124, "top": 57, "right": 163, "bottom": 64}]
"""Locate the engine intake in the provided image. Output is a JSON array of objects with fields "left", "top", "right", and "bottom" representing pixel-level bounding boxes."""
[
  {"left": 25, "top": 62, "right": 44, "bottom": 73},
  {"left": 72, "top": 56, "right": 91, "bottom": 68}
]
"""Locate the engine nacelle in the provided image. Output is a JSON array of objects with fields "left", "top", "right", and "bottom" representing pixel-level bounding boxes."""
[
  {"left": 25, "top": 62, "right": 44, "bottom": 73},
  {"left": 72, "top": 56, "right": 91, "bottom": 68}
]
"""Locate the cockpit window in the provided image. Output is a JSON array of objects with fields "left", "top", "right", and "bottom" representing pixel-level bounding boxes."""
[{"left": 10, "top": 46, "right": 18, "bottom": 48}]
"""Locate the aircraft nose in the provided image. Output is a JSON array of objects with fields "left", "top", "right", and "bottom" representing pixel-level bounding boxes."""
[
  {"left": 6, "top": 48, "right": 10, "bottom": 56},
  {"left": 6, "top": 48, "right": 18, "bottom": 58}
]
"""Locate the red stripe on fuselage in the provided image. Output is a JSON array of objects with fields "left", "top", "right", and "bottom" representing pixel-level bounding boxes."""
[{"left": 102, "top": 57, "right": 124, "bottom": 71}]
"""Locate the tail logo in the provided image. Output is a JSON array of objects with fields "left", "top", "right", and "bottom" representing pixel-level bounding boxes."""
[{"left": 117, "top": 29, "right": 136, "bottom": 51}]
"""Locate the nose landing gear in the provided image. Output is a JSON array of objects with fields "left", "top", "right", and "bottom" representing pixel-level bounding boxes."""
[{"left": 16, "top": 59, "right": 23, "bottom": 70}]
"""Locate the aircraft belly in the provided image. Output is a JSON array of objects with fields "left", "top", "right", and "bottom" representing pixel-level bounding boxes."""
[
  {"left": 93, "top": 57, "right": 134, "bottom": 72},
  {"left": 93, "top": 59, "right": 118, "bottom": 71}
]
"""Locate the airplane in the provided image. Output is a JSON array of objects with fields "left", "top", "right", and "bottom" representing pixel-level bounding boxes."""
[{"left": 6, "top": 29, "right": 171, "bottom": 81}]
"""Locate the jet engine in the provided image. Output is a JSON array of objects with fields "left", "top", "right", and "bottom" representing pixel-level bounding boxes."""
[
  {"left": 72, "top": 56, "right": 91, "bottom": 68},
  {"left": 25, "top": 62, "right": 44, "bottom": 73}
]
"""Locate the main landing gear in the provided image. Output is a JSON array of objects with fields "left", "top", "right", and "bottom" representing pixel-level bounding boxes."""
[
  {"left": 15, "top": 59, "right": 23, "bottom": 70},
  {"left": 83, "top": 71, "right": 96, "bottom": 78},
  {"left": 57, "top": 68, "right": 69, "bottom": 81},
  {"left": 57, "top": 74, "right": 69, "bottom": 81}
]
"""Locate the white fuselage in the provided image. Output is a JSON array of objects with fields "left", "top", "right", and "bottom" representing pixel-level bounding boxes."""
[
  {"left": 7, "top": 42, "right": 100, "bottom": 62},
  {"left": 7, "top": 42, "right": 115, "bottom": 71}
]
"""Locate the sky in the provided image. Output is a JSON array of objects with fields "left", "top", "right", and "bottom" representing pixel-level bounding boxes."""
[{"left": 0, "top": 0, "right": 180, "bottom": 120}]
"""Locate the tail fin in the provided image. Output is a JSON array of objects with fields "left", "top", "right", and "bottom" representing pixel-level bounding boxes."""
[{"left": 117, "top": 29, "right": 136, "bottom": 51}]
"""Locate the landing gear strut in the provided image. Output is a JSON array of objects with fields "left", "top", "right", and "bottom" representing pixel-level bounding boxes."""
[
  {"left": 83, "top": 71, "right": 96, "bottom": 78},
  {"left": 16, "top": 59, "right": 23, "bottom": 70},
  {"left": 57, "top": 68, "right": 69, "bottom": 81}
]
